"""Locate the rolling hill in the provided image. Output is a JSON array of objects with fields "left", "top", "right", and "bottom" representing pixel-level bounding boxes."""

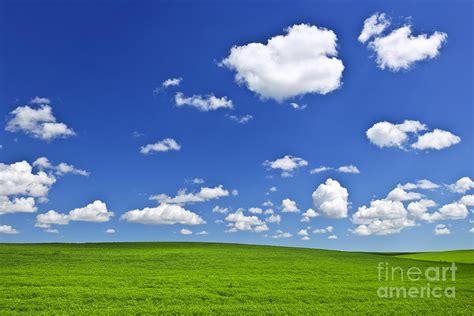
[{"left": 0, "top": 242, "right": 472, "bottom": 314}]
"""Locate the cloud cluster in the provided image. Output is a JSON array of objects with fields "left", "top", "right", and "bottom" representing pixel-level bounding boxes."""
[
  {"left": 225, "top": 209, "right": 268, "bottom": 232},
  {"left": 264, "top": 155, "right": 308, "bottom": 177},
  {"left": 0, "top": 225, "right": 19, "bottom": 234},
  {"left": 352, "top": 179, "right": 471, "bottom": 235},
  {"left": 434, "top": 224, "right": 450, "bottom": 235},
  {"left": 33, "top": 157, "right": 89, "bottom": 177},
  {"left": 221, "top": 24, "right": 344, "bottom": 101},
  {"left": 121, "top": 203, "right": 205, "bottom": 225},
  {"left": 301, "top": 208, "right": 319, "bottom": 222},
  {"left": 270, "top": 230, "right": 293, "bottom": 239},
  {"left": 0, "top": 160, "right": 57, "bottom": 215},
  {"left": 281, "top": 198, "right": 299, "bottom": 213},
  {"left": 366, "top": 120, "right": 460, "bottom": 150},
  {"left": 289, "top": 103, "right": 307, "bottom": 111},
  {"left": 313, "top": 225, "right": 333, "bottom": 234},
  {"left": 140, "top": 138, "right": 181, "bottom": 155},
  {"left": 227, "top": 114, "right": 253, "bottom": 124},
  {"left": 6, "top": 103, "right": 75, "bottom": 141},
  {"left": 150, "top": 185, "right": 230, "bottom": 205},
  {"left": 175, "top": 92, "right": 233, "bottom": 111},
  {"left": 352, "top": 199, "right": 414, "bottom": 236},
  {"left": 359, "top": 13, "right": 447, "bottom": 71},
  {"left": 35, "top": 200, "right": 113, "bottom": 232},
  {"left": 310, "top": 165, "right": 360, "bottom": 174},
  {"left": 162, "top": 77, "right": 182, "bottom": 88},
  {"left": 448, "top": 177, "right": 474, "bottom": 194},
  {"left": 398, "top": 179, "right": 440, "bottom": 191},
  {"left": 0, "top": 196, "right": 37, "bottom": 215},
  {"left": 312, "top": 179, "right": 349, "bottom": 218}
]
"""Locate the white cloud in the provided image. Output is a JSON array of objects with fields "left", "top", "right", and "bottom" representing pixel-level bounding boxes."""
[
  {"left": 366, "top": 120, "right": 426, "bottom": 148},
  {"left": 411, "top": 129, "right": 461, "bottom": 150},
  {"left": 398, "top": 179, "right": 440, "bottom": 190},
  {"left": 0, "top": 225, "right": 19, "bottom": 234},
  {"left": 221, "top": 24, "right": 344, "bottom": 101},
  {"left": 227, "top": 114, "right": 253, "bottom": 124},
  {"left": 459, "top": 195, "right": 474, "bottom": 206},
  {"left": 434, "top": 224, "right": 450, "bottom": 235},
  {"left": 33, "top": 157, "right": 89, "bottom": 177},
  {"left": 301, "top": 236, "right": 310, "bottom": 241},
  {"left": 175, "top": 92, "right": 233, "bottom": 111},
  {"left": 352, "top": 199, "right": 415, "bottom": 235},
  {"left": 36, "top": 210, "right": 70, "bottom": 225},
  {"left": 358, "top": 13, "right": 390, "bottom": 43},
  {"left": 105, "top": 229, "right": 115, "bottom": 234},
  {"left": 262, "top": 200, "right": 273, "bottom": 207},
  {"left": 268, "top": 186, "right": 278, "bottom": 193},
  {"left": 289, "top": 103, "right": 307, "bottom": 110},
  {"left": 310, "top": 166, "right": 332, "bottom": 174},
  {"left": 68, "top": 200, "right": 113, "bottom": 222},
  {"left": 254, "top": 223, "right": 269, "bottom": 233},
  {"left": 337, "top": 165, "right": 360, "bottom": 174},
  {"left": 264, "top": 155, "right": 308, "bottom": 177},
  {"left": 196, "top": 230, "right": 209, "bottom": 235},
  {"left": 122, "top": 203, "right": 205, "bottom": 225},
  {"left": 266, "top": 214, "right": 281, "bottom": 224},
  {"left": 35, "top": 202, "right": 113, "bottom": 230},
  {"left": 407, "top": 199, "right": 468, "bottom": 223},
  {"left": 140, "top": 138, "right": 181, "bottom": 155},
  {"left": 310, "top": 165, "right": 360, "bottom": 174},
  {"left": 312, "top": 179, "right": 349, "bottom": 218},
  {"left": 313, "top": 226, "right": 333, "bottom": 234},
  {"left": 0, "top": 161, "right": 56, "bottom": 198},
  {"left": 225, "top": 210, "right": 266, "bottom": 232},
  {"left": 281, "top": 198, "right": 299, "bottom": 213},
  {"left": 407, "top": 199, "right": 437, "bottom": 221},
  {"left": 297, "top": 229, "right": 309, "bottom": 236},
  {"left": 264, "top": 209, "right": 274, "bottom": 215},
  {"left": 271, "top": 230, "right": 293, "bottom": 239},
  {"left": 353, "top": 199, "right": 407, "bottom": 224},
  {"left": 30, "top": 96, "right": 51, "bottom": 105},
  {"left": 353, "top": 218, "right": 415, "bottom": 236},
  {"left": 212, "top": 206, "right": 229, "bottom": 214},
  {"left": 369, "top": 26, "right": 447, "bottom": 71},
  {"left": 45, "top": 228, "right": 59, "bottom": 234},
  {"left": 151, "top": 185, "right": 229, "bottom": 205},
  {"left": 0, "top": 196, "right": 37, "bottom": 215},
  {"left": 469, "top": 228, "right": 474, "bottom": 233},
  {"left": 6, "top": 104, "right": 75, "bottom": 141},
  {"left": 360, "top": 13, "right": 447, "bottom": 71},
  {"left": 387, "top": 187, "right": 424, "bottom": 202},
  {"left": 430, "top": 202, "right": 469, "bottom": 221},
  {"left": 328, "top": 234, "right": 338, "bottom": 240},
  {"left": 301, "top": 208, "right": 319, "bottom": 222},
  {"left": 248, "top": 207, "right": 263, "bottom": 214},
  {"left": 366, "top": 120, "right": 459, "bottom": 151},
  {"left": 192, "top": 178, "right": 205, "bottom": 184},
  {"left": 448, "top": 177, "right": 474, "bottom": 194},
  {"left": 162, "top": 77, "right": 182, "bottom": 88},
  {"left": 180, "top": 228, "right": 193, "bottom": 235},
  {"left": 353, "top": 194, "right": 468, "bottom": 235}
]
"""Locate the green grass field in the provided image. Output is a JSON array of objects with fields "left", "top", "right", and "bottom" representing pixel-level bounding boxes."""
[
  {"left": 394, "top": 250, "right": 474, "bottom": 264},
  {"left": 1, "top": 242, "right": 473, "bottom": 314}
]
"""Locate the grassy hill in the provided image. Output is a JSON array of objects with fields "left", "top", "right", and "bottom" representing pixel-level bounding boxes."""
[
  {"left": 0, "top": 242, "right": 472, "bottom": 314},
  {"left": 394, "top": 250, "right": 474, "bottom": 264}
]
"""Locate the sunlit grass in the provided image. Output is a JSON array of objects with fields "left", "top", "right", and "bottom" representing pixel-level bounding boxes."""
[{"left": 0, "top": 242, "right": 472, "bottom": 314}]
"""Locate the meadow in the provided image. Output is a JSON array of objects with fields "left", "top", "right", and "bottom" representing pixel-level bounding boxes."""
[{"left": 0, "top": 242, "right": 473, "bottom": 314}]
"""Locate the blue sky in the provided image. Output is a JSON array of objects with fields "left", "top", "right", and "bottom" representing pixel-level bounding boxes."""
[{"left": 0, "top": 0, "right": 472, "bottom": 251}]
